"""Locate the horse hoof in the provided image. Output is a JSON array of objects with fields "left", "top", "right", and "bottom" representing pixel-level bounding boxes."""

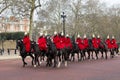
[
  {"left": 65, "top": 61, "right": 67, "bottom": 67},
  {"left": 40, "top": 61, "right": 42, "bottom": 65},
  {"left": 25, "top": 63, "right": 27, "bottom": 65},
  {"left": 34, "top": 65, "right": 37, "bottom": 68},
  {"left": 57, "top": 62, "right": 61, "bottom": 68},
  {"left": 53, "top": 65, "right": 56, "bottom": 68}
]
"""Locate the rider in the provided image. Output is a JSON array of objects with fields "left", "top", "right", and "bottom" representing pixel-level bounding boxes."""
[
  {"left": 76, "top": 34, "right": 85, "bottom": 50},
  {"left": 23, "top": 32, "right": 31, "bottom": 53},
  {"left": 52, "top": 31, "right": 61, "bottom": 50},
  {"left": 83, "top": 34, "right": 89, "bottom": 49},
  {"left": 37, "top": 32, "right": 47, "bottom": 51},
  {"left": 92, "top": 34, "right": 99, "bottom": 49},
  {"left": 60, "top": 32, "right": 66, "bottom": 49},
  {"left": 97, "top": 35, "right": 101, "bottom": 46},
  {"left": 65, "top": 34, "right": 73, "bottom": 49},
  {"left": 111, "top": 36, "right": 119, "bottom": 54},
  {"left": 105, "top": 35, "right": 112, "bottom": 49}
]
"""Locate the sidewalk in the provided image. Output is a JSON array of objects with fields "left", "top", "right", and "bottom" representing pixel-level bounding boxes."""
[{"left": 0, "top": 53, "right": 21, "bottom": 60}]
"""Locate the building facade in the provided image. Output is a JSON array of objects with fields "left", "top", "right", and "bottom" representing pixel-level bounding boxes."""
[{"left": 0, "top": 16, "right": 29, "bottom": 33}]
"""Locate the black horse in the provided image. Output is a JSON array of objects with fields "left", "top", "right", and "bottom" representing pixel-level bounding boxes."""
[
  {"left": 31, "top": 41, "right": 41, "bottom": 67},
  {"left": 70, "top": 36, "right": 80, "bottom": 62},
  {"left": 16, "top": 39, "right": 34, "bottom": 67},
  {"left": 99, "top": 41, "right": 108, "bottom": 59},
  {"left": 46, "top": 36, "right": 58, "bottom": 67}
]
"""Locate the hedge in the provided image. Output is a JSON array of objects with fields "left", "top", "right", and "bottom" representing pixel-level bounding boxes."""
[{"left": 0, "top": 32, "right": 24, "bottom": 40}]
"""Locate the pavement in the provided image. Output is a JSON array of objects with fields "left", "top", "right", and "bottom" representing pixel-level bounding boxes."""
[
  {"left": 0, "top": 54, "right": 120, "bottom": 80},
  {"left": 0, "top": 51, "right": 20, "bottom": 60}
]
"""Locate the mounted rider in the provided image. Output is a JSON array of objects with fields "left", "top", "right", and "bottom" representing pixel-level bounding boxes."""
[
  {"left": 52, "top": 31, "right": 61, "bottom": 50},
  {"left": 37, "top": 33, "right": 47, "bottom": 51},
  {"left": 23, "top": 32, "right": 31, "bottom": 53},
  {"left": 65, "top": 34, "right": 73, "bottom": 49},
  {"left": 60, "top": 32, "right": 66, "bottom": 49},
  {"left": 105, "top": 35, "right": 112, "bottom": 49},
  {"left": 83, "top": 34, "right": 89, "bottom": 49},
  {"left": 92, "top": 34, "right": 99, "bottom": 49},
  {"left": 111, "top": 36, "right": 118, "bottom": 49},
  {"left": 76, "top": 34, "right": 85, "bottom": 50}
]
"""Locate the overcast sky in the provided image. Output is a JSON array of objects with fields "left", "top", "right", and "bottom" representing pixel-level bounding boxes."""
[{"left": 101, "top": 0, "right": 120, "bottom": 6}]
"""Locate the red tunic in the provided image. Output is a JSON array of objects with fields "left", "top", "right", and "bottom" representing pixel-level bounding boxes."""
[
  {"left": 37, "top": 36, "right": 47, "bottom": 51},
  {"left": 83, "top": 38, "right": 89, "bottom": 49},
  {"left": 111, "top": 39, "right": 118, "bottom": 48},
  {"left": 23, "top": 36, "right": 31, "bottom": 53},
  {"left": 105, "top": 39, "right": 112, "bottom": 49},
  {"left": 92, "top": 38, "right": 99, "bottom": 49},
  {"left": 60, "top": 36, "right": 66, "bottom": 49},
  {"left": 53, "top": 35, "right": 62, "bottom": 49},
  {"left": 65, "top": 37, "right": 73, "bottom": 49},
  {"left": 97, "top": 38, "right": 101, "bottom": 46},
  {"left": 76, "top": 38, "right": 85, "bottom": 50}
]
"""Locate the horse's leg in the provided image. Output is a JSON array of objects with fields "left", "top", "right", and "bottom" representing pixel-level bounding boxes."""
[
  {"left": 37, "top": 55, "right": 40, "bottom": 66},
  {"left": 116, "top": 48, "right": 119, "bottom": 55},
  {"left": 34, "top": 54, "right": 37, "bottom": 67},
  {"left": 22, "top": 56, "right": 27, "bottom": 67},
  {"left": 34, "top": 53, "right": 40, "bottom": 67},
  {"left": 71, "top": 52, "right": 75, "bottom": 61},
  {"left": 78, "top": 51, "right": 81, "bottom": 61},
  {"left": 53, "top": 54, "right": 57, "bottom": 67},
  {"left": 87, "top": 50, "right": 90, "bottom": 59},
  {"left": 64, "top": 52, "right": 68, "bottom": 67},
  {"left": 29, "top": 53, "right": 34, "bottom": 66},
  {"left": 101, "top": 50, "right": 104, "bottom": 59},
  {"left": 80, "top": 51, "right": 83, "bottom": 61},
  {"left": 95, "top": 50, "right": 98, "bottom": 60},
  {"left": 105, "top": 51, "right": 107, "bottom": 59},
  {"left": 110, "top": 49, "right": 114, "bottom": 58},
  {"left": 57, "top": 50, "right": 61, "bottom": 68},
  {"left": 91, "top": 51, "right": 94, "bottom": 59},
  {"left": 83, "top": 50, "right": 86, "bottom": 60}
]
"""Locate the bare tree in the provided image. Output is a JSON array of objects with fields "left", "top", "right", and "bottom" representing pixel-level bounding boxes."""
[
  {"left": 11, "top": 0, "right": 41, "bottom": 39},
  {"left": 0, "top": 0, "right": 13, "bottom": 14}
]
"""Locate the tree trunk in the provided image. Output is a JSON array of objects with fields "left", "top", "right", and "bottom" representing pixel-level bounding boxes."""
[{"left": 29, "top": 1, "right": 35, "bottom": 40}]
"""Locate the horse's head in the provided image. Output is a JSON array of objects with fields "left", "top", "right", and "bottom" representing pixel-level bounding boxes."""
[
  {"left": 100, "top": 41, "right": 107, "bottom": 49},
  {"left": 31, "top": 40, "right": 37, "bottom": 50},
  {"left": 16, "top": 39, "right": 23, "bottom": 49}
]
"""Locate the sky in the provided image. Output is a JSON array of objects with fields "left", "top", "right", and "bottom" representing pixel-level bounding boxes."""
[
  {"left": 101, "top": 0, "right": 120, "bottom": 6},
  {"left": 1, "top": 0, "right": 120, "bottom": 19}
]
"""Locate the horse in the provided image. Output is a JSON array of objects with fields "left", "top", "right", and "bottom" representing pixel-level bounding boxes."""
[
  {"left": 99, "top": 41, "right": 108, "bottom": 59},
  {"left": 70, "top": 36, "right": 80, "bottom": 62},
  {"left": 16, "top": 39, "right": 34, "bottom": 67},
  {"left": 88, "top": 39, "right": 99, "bottom": 60},
  {"left": 46, "top": 36, "right": 58, "bottom": 67},
  {"left": 31, "top": 41, "right": 41, "bottom": 67}
]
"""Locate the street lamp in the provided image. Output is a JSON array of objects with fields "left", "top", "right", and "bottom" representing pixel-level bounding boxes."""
[{"left": 61, "top": 12, "right": 66, "bottom": 36}]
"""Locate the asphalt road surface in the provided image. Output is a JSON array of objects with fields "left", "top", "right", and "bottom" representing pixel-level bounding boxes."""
[{"left": 0, "top": 55, "right": 120, "bottom": 80}]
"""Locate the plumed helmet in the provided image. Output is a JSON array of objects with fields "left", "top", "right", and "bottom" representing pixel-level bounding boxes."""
[
  {"left": 54, "top": 31, "right": 57, "bottom": 35},
  {"left": 24, "top": 32, "right": 28, "bottom": 36},
  {"left": 45, "top": 32, "right": 47, "bottom": 36},
  {"left": 40, "top": 32, "right": 43, "bottom": 36},
  {"left": 66, "top": 34, "right": 69, "bottom": 37},
  {"left": 61, "top": 32, "right": 64, "bottom": 36},
  {"left": 107, "top": 35, "right": 110, "bottom": 39},
  {"left": 112, "top": 36, "right": 115, "bottom": 39},
  {"left": 84, "top": 34, "right": 87, "bottom": 38},
  {"left": 92, "top": 34, "right": 95, "bottom": 38},
  {"left": 97, "top": 35, "right": 100, "bottom": 38},
  {"left": 77, "top": 34, "right": 80, "bottom": 38}
]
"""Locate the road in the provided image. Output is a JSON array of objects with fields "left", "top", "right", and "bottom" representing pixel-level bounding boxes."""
[{"left": 0, "top": 55, "right": 120, "bottom": 80}]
